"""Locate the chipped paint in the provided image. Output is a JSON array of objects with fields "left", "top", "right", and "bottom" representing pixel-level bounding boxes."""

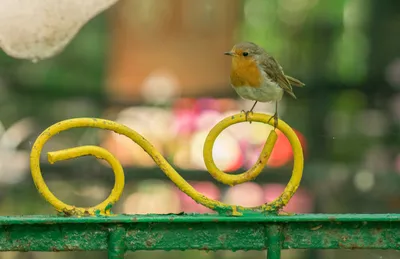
[{"left": 0, "top": 214, "right": 398, "bottom": 253}]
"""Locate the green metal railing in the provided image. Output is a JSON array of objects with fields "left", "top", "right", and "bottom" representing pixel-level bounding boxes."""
[{"left": 1, "top": 114, "right": 398, "bottom": 258}]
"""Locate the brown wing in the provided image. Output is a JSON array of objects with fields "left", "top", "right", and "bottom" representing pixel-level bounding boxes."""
[
  {"left": 260, "top": 55, "right": 297, "bottom": 99},
  {"left": 286, "top": 75, "right": 305, "bottom": 87}
]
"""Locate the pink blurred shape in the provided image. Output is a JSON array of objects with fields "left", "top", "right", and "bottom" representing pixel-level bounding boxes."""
[
  {"left": 177, "top": 181, "right": 220, "bottom": 213},
  {"left": 264, "top": 184, "right": 313, "bottom": 213},
  {"left": 223, "top": 182, "right": 264, "bottom": 207},
  {"left": 251, "top": 129, "right": 307, "bottom": 168},
  {"left": 395, "top": 153, "right": 400, "bottom": 175}
]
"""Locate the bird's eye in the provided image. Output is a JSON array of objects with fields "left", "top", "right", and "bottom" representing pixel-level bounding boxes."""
[{"left": 243, "top": 52, "right": 249, "bottom": 56}]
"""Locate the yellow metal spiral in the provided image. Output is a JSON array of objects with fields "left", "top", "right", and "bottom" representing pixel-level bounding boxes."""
[{"left": 30, "top": 112, "right": 304, "bottom": 216}]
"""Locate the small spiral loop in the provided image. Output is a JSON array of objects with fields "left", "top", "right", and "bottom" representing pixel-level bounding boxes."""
[
  {"left": 30, "top": 114, "right": 303, "bottom": 216},
  {"left": 204, "top": 116, "right": 277, "bottom": 186},
  {"left": 204, "top": 112, "right": 304, "bottom": 212},
  {"left": 47, "top": 146, "right": 125, "bottom": 215}
]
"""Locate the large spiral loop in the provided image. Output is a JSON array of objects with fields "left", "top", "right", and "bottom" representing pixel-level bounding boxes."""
[{"left": 30, "top": 112, "right": 304, "bottom": 216}]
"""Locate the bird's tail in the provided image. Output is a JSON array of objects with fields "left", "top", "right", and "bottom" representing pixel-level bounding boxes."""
[{"left": 286, "top": 75, "right": 305, "bottom": 87}]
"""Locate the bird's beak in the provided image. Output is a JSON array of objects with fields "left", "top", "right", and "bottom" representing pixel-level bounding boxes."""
[{"left": 224, "top": 51, "right": 234, "bottom": 56}]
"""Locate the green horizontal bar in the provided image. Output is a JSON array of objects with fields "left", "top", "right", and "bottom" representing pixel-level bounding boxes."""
[
  {"left": 1, "top": 214, "right": 399, "bottom": 224},
  {"left": 0, "top": 214, "right": 398, "bottom": 252}
]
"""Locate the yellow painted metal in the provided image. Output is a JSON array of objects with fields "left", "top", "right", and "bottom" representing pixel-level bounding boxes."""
[
  {"left": 48, "top": 146, "right": 125, "bottom": 215},
  {"left": 30, "top": 113, "right": 304, "bottom": 216},
  {"left": 203, "top": 112, "right": 304, "bottom": 212}
]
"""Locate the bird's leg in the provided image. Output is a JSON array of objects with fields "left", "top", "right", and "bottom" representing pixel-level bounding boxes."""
[
  {"left": 249, "top": 101, "right": 258, "bottom": 112},
  {"left": 241, "top": 101, "right": 258, "bottom": 123},
  {"left": 267, "top": 101, "right": 279, "bottom": 129}
]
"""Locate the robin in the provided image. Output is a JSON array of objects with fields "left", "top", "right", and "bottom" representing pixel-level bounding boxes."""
[{"left": 224, "top": 42, "right": 305, "bottom": 128}]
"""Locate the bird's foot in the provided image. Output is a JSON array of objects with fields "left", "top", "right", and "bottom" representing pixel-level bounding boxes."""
[
  {"left": 267, "top": 112, "right": 278, "bottom": 129},
  {"left": 241, "top": 110, "right": 253, "bottom": 124}
]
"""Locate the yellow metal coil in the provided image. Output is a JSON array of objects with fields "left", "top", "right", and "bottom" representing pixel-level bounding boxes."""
[{"left": 30, "top": 112, "right": 304, "bottom": 216}]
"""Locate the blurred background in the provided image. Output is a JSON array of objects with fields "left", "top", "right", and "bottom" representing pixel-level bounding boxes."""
[{"left": 0, "top": 0, "right": 399, "bottom": 258}]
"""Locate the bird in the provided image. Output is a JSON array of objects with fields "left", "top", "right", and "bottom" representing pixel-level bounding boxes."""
[{"left": 224, "top": 41, "right": 305, "bottom": 128}]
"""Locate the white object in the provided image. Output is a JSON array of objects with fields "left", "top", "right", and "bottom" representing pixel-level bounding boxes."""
[{"left": 0, "top": 0, "right": 119, "bottom": 60}]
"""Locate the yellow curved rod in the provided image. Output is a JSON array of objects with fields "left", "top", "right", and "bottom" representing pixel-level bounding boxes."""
[
  {"left": 48, "top": 146, "right": 125, "bottom": 215},
  {"left": 30, "top": 112, "right": 304, "bottom": 216}
]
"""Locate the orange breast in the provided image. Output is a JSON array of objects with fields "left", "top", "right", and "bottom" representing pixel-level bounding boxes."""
[{"left": 230, "top": 58, "right": 262, "bottom": 88}]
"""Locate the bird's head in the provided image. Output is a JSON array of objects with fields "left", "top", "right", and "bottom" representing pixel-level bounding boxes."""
[{"left": 224, "top": 42, "right": 264, "bottom": 66}]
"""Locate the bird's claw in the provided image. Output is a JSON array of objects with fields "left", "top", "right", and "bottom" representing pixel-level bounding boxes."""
[
  {"left": 241, "top": 110, "right": 253, "bottom": 124},
  {"left": 267, "top": 113, "right": 278, "bottom": 129}
]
